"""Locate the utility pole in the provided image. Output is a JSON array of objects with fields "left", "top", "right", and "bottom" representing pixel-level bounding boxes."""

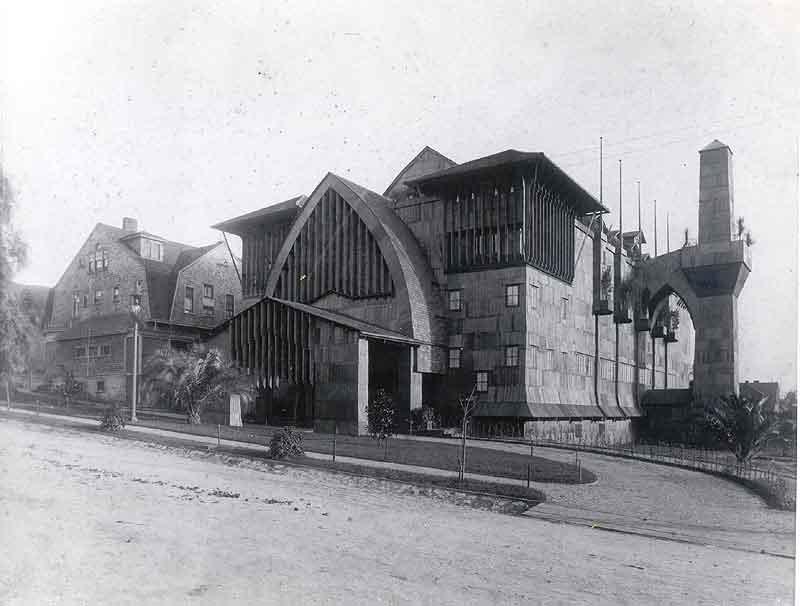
[{"left": 653, "top": 200, "right": 658, "bottom": 256}]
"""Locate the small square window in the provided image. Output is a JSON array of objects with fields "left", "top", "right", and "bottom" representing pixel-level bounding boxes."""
[
  {"left": 448, "top": 348, "right": 461, "bottom": 369},
  {"left": 476, "top": 371, "right": 489, "bottom": 393},
  {"left": 448, "top": 289, "right": 462, "bottom": 311},
  {"left": 505, "top": 345, "right": 519, "bottom": 367},
  {"left": 505, "top": 284, "right": 520, "bottom": 307}
]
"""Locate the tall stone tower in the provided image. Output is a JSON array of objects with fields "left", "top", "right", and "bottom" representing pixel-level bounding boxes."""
[
  {"left": 698, "top": 140, "right": 735, "bottom": 244},
  {"left": 683, "top": 140, "right": 750, "bottom": 401}
]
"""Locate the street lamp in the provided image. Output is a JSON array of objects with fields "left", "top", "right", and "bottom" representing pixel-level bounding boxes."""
[{"left": 130, "top": 303, "right": 142, "bottom": 422}]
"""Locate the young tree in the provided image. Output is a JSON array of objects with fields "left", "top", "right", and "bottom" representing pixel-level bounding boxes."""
[
  {"left": 705, "top": 393, "right": 779, "bottom": 462},
  {"left": 367, "top": 388, "right": 396, "bottom": 459},
  {"left": 142, "top": 345, "right": 250, "bottom": 424},
  {"left": 457, "top": 386, "right": 478, "bottom": 484},
  {"left": 0, "top": 164, "right": 32, "bottom": 407}
]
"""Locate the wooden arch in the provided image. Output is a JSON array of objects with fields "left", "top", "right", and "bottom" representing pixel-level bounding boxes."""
[{"left": 264, "top": 173, "right": 439, "bottom": 350}]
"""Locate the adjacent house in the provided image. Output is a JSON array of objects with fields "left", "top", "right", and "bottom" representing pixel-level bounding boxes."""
[{"left": 44, "top": 217, "right": 242, "bottom": 402}]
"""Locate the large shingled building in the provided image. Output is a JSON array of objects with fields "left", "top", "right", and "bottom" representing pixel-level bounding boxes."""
[{"left": 212, "top": 142, "right": 749, "bottom": 443}]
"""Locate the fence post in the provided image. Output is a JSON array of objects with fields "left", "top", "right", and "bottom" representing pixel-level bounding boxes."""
[
  {"left": 578, "top": 460, "right": 582, "bottom": 483},
  {"left": 36, "top": 399, "right": 40, "bottom": 416},
  {"left": 217, "top": 424, "right": 221, "bottom": 447},
  {"left": 527, "top": 463, "right": 531, "bottom": 489},
  {"left": 333, "top": 422, "right": 337, "bottom": 463}
]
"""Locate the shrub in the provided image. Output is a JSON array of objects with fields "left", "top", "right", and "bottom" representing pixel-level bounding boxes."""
[
  {"left": 411, "top": 405, "right": 440, "bottom": 432},
  {"left": 269, "top": 427, "right": 304, "bottom": 459},
  {"left": 100, "top": 403, "right": 126, "bottom": 432},
  {"left": 368, "top": 388, "right": 396, "bottom": 441}
]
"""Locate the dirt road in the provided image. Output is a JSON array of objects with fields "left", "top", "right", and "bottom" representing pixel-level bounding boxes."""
[{"left": 0, "top": 417, "right": 793, "bottom": 605}]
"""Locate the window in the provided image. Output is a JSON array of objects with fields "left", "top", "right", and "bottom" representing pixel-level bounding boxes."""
[
  {"left": 94, "top": 289, "right": 103, "bottom": 304},
  {"left": 130, "top": 294, "right": 141, "bottom": 307},
  {"left": 100, "top": 344, "right": 111, "bottom": 356},
  {"left": 560, "top": 297, "right": 570, "bottom": 321},
  {"left": 448, "top": 289, "right": 462, "bottom": 311},
  {"left": 96, "top": 380, "right": 105, "bottom": 394},
  {"left": 225, "top": 294, "right": 235, "bottom": 318},
  {"left": 476, "top": 371, "right": 489, "bottom": 392},
  {"left": 141, "top": 239, "right": 163, "bottom": 261},
  {"left": 88, "top": 253, "right": 95, "bottom": 273},
  {"left": 184, "top": 286, "right": 194, "bottom": 313},
  {"left": 505, "top": 284, "right": 520, "bottom": 307},
  {"left": 72, "top": 292, "right": 79, "bottom": 316},
  {"left": 135, "top": 280, "right": 143, "bottom": 294},
  {"left": 505, "top": 346, "right": 519, "bottom": 367},
  {"left": 100, "top": 249, "right": 108, "bottom": 270},
  {"left": 530, "top": 283, "right": 540, "bottom": 309},
  {"left": 112, "top": 286, "right": 120, "bottom": 303},
  {"left": 83, "top": 295, "right": 88, "bottom": 308},
  {"left": 202, "top": 284, "right": 215, "bottom": 314},
  {"left": 448, "top": 348, "right": 461, "bottom": 369}
]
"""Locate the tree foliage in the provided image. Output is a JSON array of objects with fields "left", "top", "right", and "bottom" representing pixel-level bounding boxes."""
[
  {"left": 705, "top": 393, "right": 779, "bottom": 462},
  {"left": 142, "top": 345, "right": 251, "bottom": 424},
  {"left": 367, "top": 388, "right": 396, "bottom": 442},
  {"left": 0, "top": 164, "right": 32, "bottom": 394}
]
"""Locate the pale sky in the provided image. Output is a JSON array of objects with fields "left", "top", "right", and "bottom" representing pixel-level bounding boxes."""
[{"left": 2, "top": 1, "right": 798, "bottom": 389}]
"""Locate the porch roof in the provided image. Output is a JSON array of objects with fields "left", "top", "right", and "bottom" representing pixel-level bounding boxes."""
[{"left": 272, "top": 297, "right": 423, "bottom": 346}]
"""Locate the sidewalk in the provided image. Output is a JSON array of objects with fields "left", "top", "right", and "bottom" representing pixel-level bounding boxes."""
[
  {"left": 3, "top": 405, "right": 794, "bottom": 558},
  {"left": 2, "top": 407, "right": 537, "bottom": 492}
]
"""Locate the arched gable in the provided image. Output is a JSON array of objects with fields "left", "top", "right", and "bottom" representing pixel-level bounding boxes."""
[{"left": 265, "top": 173, "right": 439, "bottom": 349}]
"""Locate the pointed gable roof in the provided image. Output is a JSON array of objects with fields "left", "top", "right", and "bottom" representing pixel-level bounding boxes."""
[{"left": 383, "top": 146, "right": 457, "bottom": 200}]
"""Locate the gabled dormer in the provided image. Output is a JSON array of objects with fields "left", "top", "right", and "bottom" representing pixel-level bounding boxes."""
[{"left": 119, "top": 231, "right": 166, "bottom": 262}]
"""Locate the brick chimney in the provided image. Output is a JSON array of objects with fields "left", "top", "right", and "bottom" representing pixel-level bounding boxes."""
[
  {"left": 122, "top": 217, "right": 138, "bottom": 232},
  {"left": 698, "top": 140, "right": 734, "bottom": 245}
]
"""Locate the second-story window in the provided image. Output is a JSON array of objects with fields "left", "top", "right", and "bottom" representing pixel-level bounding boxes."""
[
  {"left": 94, "top": 289, "right": 103, "bottom": 305},
  {"left": 476, "top": 371, "right": 489, "bottom": 392},
  {"left": 505, "top": 284, "right": 520, "bottom": 307},
  {"left": 505, "top": 345, "right": 519, "bottom": 367},
  {"left": 225, "top": 294, "right": 235, "bottom": 318},
  {"left": 448, "top": 348, "right": 461, "bottom": 369},
  {"left": 203, "top": 284, "right": 214, "bottom": 299},
  {"left": 112, "top": 286, "right": 120, "bottom": 303},
  {"left": 448, "top": 289, "right": 462, "bottom": 311},
  {"left": 72, "top": 292, "right": 79, "bottom": 316},
  {"left": 184, "top": 286, "right": 194, "bottom": 313}
]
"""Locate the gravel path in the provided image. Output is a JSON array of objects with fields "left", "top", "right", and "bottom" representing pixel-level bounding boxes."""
[
  {"left": 0, "top": 417, "right": 794, "bottom": 605},
  {"left": 449, "top": 438, "right": 795, "bottom": 556}
]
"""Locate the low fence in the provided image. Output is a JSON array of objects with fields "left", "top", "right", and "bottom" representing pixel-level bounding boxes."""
[{"left": 523, "top": 437, "right": 794, "bottom": 506}]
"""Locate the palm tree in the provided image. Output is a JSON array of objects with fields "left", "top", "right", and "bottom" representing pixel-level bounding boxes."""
[
  {"left": 142, "top": 345, "right": 250, "bottom": 424},
  {"left": 705, "top": 393, "right": 778, "bottom": 462}
]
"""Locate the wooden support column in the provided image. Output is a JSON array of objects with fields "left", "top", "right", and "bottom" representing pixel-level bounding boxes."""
[{"left": 356, "top": 338, "right": 369, "bottom": 435}]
